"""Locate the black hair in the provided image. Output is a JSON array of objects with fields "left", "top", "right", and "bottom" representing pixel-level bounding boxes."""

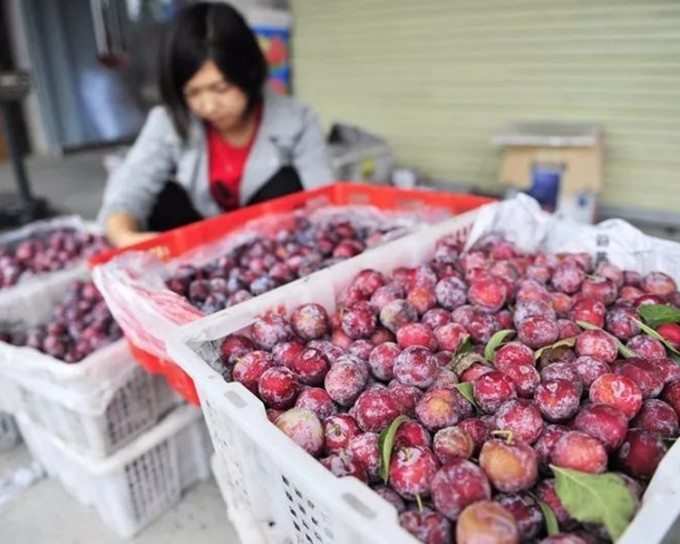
[{"left": 159, "top": 2, "right": 268, "bottom": 140}]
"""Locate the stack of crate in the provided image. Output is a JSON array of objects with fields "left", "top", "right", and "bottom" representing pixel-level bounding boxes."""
[{"left": 0, "top": 220, "right": 212, "bottom": 538}]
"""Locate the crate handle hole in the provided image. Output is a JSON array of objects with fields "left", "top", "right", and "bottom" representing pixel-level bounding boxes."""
[{"left": 341, "top": 492, "right": 377, "bottom": 519}]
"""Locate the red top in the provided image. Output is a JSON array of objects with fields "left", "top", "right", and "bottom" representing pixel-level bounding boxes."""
[{"left": 207, "top": 106, "right": 262, "bottom": 211}]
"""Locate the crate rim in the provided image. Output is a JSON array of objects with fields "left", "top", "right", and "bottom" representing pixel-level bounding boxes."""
[{"left": 87, "top": 182, "right": 495, "bottom": 269}]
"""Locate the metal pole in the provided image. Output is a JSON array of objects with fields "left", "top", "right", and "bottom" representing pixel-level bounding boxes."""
[{"left": 1, "top": 102, "right": 33, "bottom": 205}]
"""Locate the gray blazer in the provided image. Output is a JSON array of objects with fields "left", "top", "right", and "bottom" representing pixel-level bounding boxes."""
[{"left": 98, "top": 89, "right": 334, "bottom": 229}]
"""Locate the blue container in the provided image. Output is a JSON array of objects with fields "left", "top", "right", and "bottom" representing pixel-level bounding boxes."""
[{"left": 528, "top": 164, "right": 562, "bottom": 209}]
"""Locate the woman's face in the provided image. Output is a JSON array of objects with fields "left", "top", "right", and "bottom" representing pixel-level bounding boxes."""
[{"left": 183, "top": 60, "right": 249, "bottom": 131}]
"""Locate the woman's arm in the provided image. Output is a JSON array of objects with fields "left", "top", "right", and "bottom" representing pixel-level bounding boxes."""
[
  {"left": 292, "top": 107, "right": 335, "bottom": 189},
  {"left": 98, "top": 106, "right": 178, "bottom": 246},
  {"left": 105, "top": 212, "right": 158, "bottom": 248}
]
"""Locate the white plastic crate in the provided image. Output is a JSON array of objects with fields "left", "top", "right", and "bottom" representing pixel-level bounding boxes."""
[
  {"left": 210, "top": 453, "right": 271, "bottom": 544},
  {"left": 0, "top": 265, "right": 87, "bottom": 326},
  {"left": 0, "top": 267, "right": 180, "bottom": 459},
  {"left": 23, "top": 353, "right": 178, "bottom": 456},
  {"left": 0, "top": 340, "right": 180, "bottom": 459},
  {"left": 203, "top": 382, "right": 413, "bottom": 544},
  {"left": 166, "top": 214, "right": 483, "bottom": 543},
  {"left": 0, "top": 216, "right": 104, "bottom": 323},
  {"left": 17, "top": 404, "right": 212, "bottom": 538},
  {"left": 167, "top": 195, "right": 680, "bottom": 544},
  {"left": 0, "top": 411, "right": 20, "bottom": 454}
]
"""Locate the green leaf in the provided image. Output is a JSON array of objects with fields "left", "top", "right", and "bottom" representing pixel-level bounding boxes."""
[
  {"left": 576, "top": 320, "right": 600, "bottom": 331},
  {"left": 632, "top": 318, "right": 680, "bottom": 355},
  {"left": 449, "top": 352, "right": 487, "bottom": 377},
  {"left": 529, "top": 491, "right": 560, "bottom": 536},
  {"left": 537, "top": 499, "right": 560, "bottom": 536},
  {"left": 456, "top": 335, "right": 473, "bottom": 354},
  {"left": 378, "top": 415, "right": 409, "bottom": 484},
  {"left": 551, "top": 466, "right": 636, "bottom": 541},
  {"left": 637, "top": 304, "right": 680, "bottom": 329},
  {"left": 576, "top": 321, "right": 636, "bottom": 359},
  {"left": 454, "top": 382, "right": 479, "bottom": 411},
  {"left": 534, "top": 336, "right": 578, "bottom": 361},
  {"left": 616, "top": 341, "right": 638, "bottom": 359},
  {"left": 484, "top": 329, "right": 515, "bottom": 362},
  {"left": 669, "top": 351, "right": 680, "bottom": 365}
]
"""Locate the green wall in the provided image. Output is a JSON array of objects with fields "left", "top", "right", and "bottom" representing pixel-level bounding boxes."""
[{"left": 291, "top": 0, "right": 680, "bottom": 212}]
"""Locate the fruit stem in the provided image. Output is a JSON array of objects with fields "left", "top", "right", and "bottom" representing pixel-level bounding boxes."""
[
  {"left": 492, "top": 429, "right": 514, "bottom": 444},
  {"left": 415, "top": 493, "right": 423, "bottom": 514}
]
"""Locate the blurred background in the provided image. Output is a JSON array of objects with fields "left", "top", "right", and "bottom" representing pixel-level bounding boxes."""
[{"left": 0, "top": 0, "right": 678, "bottom": 227}]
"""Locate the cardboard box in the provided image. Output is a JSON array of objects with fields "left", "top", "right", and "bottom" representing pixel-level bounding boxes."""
[{"left": 493, "top": 122, "right": 604, "bottom": 223}]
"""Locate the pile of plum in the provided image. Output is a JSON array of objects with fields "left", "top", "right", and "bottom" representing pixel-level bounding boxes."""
[
  {"left": 1, "top": 280, "right": 122, "bottom": 363},
  {"left": 165, "top": 214, "right": 408, "bottom": 315},
  {"left": 217, "top": 232, "right": 680, "bottom": 543},
  {"left": 0, "top": 228, "right": 110, "bottom": 289}
]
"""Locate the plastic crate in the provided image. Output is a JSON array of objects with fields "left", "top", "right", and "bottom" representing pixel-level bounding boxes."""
[
  {"left": 0, "top": 412, "right": 20, "bottom": 454},
  {"left": 17, "top": 404, "right": 212, "bottom": 538},
  {"left": 168, "top": 196, "right": 680, "bottom": 544},
  {"left": 89, "top": 183, "right": 492, "bottom": 269},
  {"left": 210, "top": 453, "right": 272, "bottom": 543},
  {"left": 91, "top": 183, "right": 494, "bottom": 405},
  {"left": 198, "top": 384, "right": 412, "bottom": 544},
  {"left": 0, "top": 268, "right": 180, "bottom": 459},
  {"left": 0, "top": 216, "right": 106, "bottom": 307},
  {"left": 1, "top": 339, "right": 180, "bottom": 459}
]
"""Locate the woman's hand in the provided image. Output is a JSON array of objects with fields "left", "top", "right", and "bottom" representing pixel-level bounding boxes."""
[
  {"left": 116, "top": 230, "right": 159, "bottom": 248},
  {"left": 106, "top": 213, "right": 159, "bottom": 248}
]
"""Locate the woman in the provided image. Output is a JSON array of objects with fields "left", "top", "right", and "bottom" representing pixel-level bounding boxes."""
[{"left": 99, "top": 2, "right": 333, "bottom": 247}]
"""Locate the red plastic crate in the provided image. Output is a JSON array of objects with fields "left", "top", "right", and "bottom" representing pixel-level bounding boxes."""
[{"left": 90, "top": 183, "right": 494, "bottom": 404}]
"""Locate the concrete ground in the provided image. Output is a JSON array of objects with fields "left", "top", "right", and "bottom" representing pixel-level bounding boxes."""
[
  {"left": 0, "top": 445, "right": 240, "bottom": 544},
  {"left": 0, "top": 148, "right": 112, "bottom": 221}
]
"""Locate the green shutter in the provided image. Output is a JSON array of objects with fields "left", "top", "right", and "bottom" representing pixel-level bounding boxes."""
[{"left": 291, "top": 0, "right": 680, "bottom": 212}]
